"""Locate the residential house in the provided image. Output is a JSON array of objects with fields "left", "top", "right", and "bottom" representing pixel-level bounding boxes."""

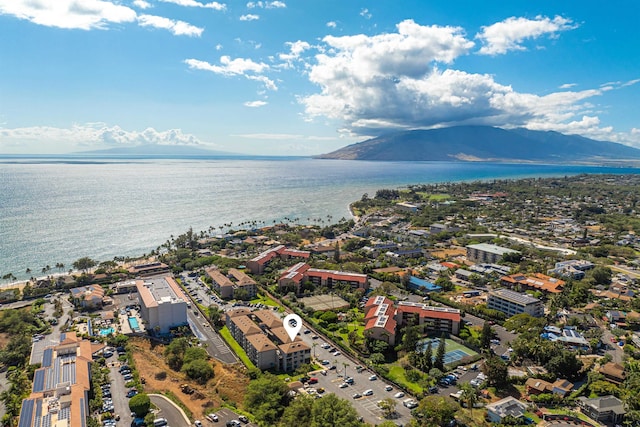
[
  {"left": 486, "top": 396, "right": 527, "bottom": 424},
  {"left": 70, "top": 285, "right": 105, "bottom": 309},
  {"left": 599, "top": 362, "right": 626, "bottom": 385},
  {"left": 525, "top": 378, "right": 573, "bottom": 397},
  {"left": 577, "top": 396, "right": 626, "bottom": 424},
  {"left": 547, "top": 260, "right": 595, "bottom": 280}
]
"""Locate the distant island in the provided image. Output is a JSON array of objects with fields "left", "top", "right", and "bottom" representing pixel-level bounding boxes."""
[
  {"left": 72, "top": 143, "right": 240, "bottom": 158},
  {"left": 317, "top": 125, "right": 640, "bottom": 164}
]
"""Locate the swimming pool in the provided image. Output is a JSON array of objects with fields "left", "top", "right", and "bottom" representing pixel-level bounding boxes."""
[
  {"left": 99, "top": 327, "right": 115, "bottom": 336},
  {"left": 128, "top": 317, "right": 140, "bottom": 331}
]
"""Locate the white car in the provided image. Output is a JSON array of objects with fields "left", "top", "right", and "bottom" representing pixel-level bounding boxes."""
[
  {"left": 194, "top": 421, "right": 202, "bottom": 427},
  {"left": 385, "top": 385, "right": 393, "bottom": 391},
  {"left": 339, "top": 383, "right": 348, "bottom": 388},
  {"left": 394, "top": 392, "right": 405, "bottom": 398},
  {"left": 363, "top": 389, "right": 373, "bottom": 396},
  {"left": 369, "top": 375, "right": 377, "bottom": 381}
]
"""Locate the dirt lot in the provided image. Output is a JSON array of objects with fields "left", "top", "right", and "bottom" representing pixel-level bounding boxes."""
[
  {"left": 429, "top": 247, "right": 467, "bottom": 259},
  {"left": 129, "top": 337, "right": 249, "bottom": 420}
]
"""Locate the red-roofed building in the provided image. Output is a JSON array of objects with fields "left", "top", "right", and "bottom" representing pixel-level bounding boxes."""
[
  {"left": 501, "top": 273, "right": 565, "bottom": 294},
  {"left": 247, "top": 245, "right": 310, "bottom": 274},
  {"left": 365, "top": 315, "right": 397, "bottom": 345},
  {"left": 277, "top": 263, "right": 368, "bottom": 294},
  {"left": 396, "top": 301, "right": 461, "bottom": 335}
]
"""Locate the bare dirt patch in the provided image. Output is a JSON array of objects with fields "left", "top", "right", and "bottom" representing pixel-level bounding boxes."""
[
  {"left": 429, "top": 248, "right": 467, "bottom": 259},
  {"left": 0, "top": 332, "right": 11, "bottom": 350},
  {"left": 129, "top": 337, "right": 249, "bottom": 420}
]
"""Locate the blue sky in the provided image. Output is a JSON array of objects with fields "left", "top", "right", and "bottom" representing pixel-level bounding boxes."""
[{"left": 0, "top": 0, "right": 639, "bottom": 155}]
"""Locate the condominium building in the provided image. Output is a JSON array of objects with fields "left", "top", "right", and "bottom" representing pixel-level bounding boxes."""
[
  {"left": 206, "top": 268, "right": 258, "bottom": 300},
  {"left": 247, "top": 245, "right": 310, "bottom": 274},
  {"left": 396, "top": 302, "right": 461, "bottom": 335},
  {"left": 225, "top": 309, "right": 310, "bottom": 372},
  {"left": 487, "top": 289, "right": 544, "bottom": 318},
  {"left": 136, "top": 276, "right": 188, "bottom": 333},
  {"left": 128, "top": 261, "right": 171, "bottom": 277},
  {"left": 466, "top": 243, "right": 519, "bottom": 264},
  {"left": 278, "top": 262, "right": 368, "bottom": 294},
  {"left": 19, "top": 333, "right": 93, "bottom": 427}
]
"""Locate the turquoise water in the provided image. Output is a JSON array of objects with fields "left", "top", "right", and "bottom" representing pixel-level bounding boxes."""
[
  {"left": 128, "top": 317, "right": 140, "bottom": 330},
  {"left": 99, "top": 328, "right": 115, "bottom": 336},
  {"left": 1, "top": 157, "right": 638, "bottom": 279}
]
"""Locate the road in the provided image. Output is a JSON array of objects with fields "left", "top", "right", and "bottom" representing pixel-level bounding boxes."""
[
  {"left": 150, "top": 394, "right": 190, "bottom": 427},
  {"left": 107, "top": 358, "right": 135, "bottom": 426},
  {"left": 180, "top": 274, "right": 238, "bottom": 364}
]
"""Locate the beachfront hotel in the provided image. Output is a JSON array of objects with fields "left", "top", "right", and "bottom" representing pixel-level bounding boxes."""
[
  {"left": 136, "top": 276, "right": 188, "bottom": 334},
  {"left": 18, "top": 333, "right": 94, "bottom": 427}
]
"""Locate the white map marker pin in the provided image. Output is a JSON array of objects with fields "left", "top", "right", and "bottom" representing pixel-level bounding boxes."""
[{"left": 283, "top": 313, "right": 302, "bottom": 342}]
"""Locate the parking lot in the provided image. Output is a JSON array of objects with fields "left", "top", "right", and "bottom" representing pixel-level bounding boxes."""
[
  {"left": 297, "top": 330, "right": 414, "bottom": 425},
  {"left": 204, "top": 408, "right": 257, "bottom": 427}
]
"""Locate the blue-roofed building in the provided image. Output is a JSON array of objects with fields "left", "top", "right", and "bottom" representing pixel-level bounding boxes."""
[
  {"left": 408, "top": 276, "right": 442, "bottom": 293},
  {"left": 19, "top": 333, "right": 92, "bottom": 427}
]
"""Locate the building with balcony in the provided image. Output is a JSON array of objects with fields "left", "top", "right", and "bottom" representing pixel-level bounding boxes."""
[
  {"left": 487, "top": 289, "right": 544, "bottom": 318},
  {"left": 136, "top": 276, "right": 188, "bottom": 334}
]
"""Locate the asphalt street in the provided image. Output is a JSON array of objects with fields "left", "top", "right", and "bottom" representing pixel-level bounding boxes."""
[{"left": 150, "top": 394, "right": 190, "bottom": 427}]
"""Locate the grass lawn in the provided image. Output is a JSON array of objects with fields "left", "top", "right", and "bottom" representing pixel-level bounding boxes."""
[
  {"left": 335, "top": 324, "right": 365, "bottom": 346},
  {"left": 524, "top": 412, "right": 541, "bottom": 424},
  {"left": 219, "top": 326, "right": 256, "bottom": 369},
  {"left": 250, "top": 294, "right": 279, "bottom": 307},
  {"left": 386, "top": 364, "right": 424, "bottom": 394},
  {"left": 544, "top": 407, "right": 593, "bottom": 423}
]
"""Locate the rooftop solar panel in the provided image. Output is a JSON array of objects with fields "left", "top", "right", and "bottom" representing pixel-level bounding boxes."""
[
  {"left": 33, "top": 369, "right": 46, "bottom": 393},
  {"left": 42, "top": 348, "right": 53, "bottom": 368}
]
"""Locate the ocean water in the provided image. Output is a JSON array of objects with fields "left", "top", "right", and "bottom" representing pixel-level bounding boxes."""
[{"left": 1, "top": 157, "right": 638, "bottom": 281}]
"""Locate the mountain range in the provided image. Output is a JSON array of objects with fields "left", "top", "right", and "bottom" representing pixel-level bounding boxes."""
[
  {"left": 73, "top": 144, "right": 237, "bottom": 157},
  {"left": 317, "top": 126, "right": 640, "bottom": 163}
]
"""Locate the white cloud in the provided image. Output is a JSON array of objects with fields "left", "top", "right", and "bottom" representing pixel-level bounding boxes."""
[
  {"left": 301, "top": 20, "right": 623, "bottom": 140},
  {"left": 559, "top": 83, "right": 577, "bottom": 89},
  {"left": 184, "top": 56, "right": 277, "bottom": 90},
  {"left": 158, "top": 0, "right": 226, "bottom": 10},
  {"left": 476, "top": 15, "right": 576, "bottom": 55},
  {"left": 359, "top": 8, "right": 371, "bottom": 19},
  {"left": 244, "top": 100, "right": 268, "bottom": 107},
  {"left": 278, "top": 40, "right": 311, "bottom": 67},
  {"left": 133, "top": 0, "right": 152, "bottom": 9},
  {"left": 0, "top": 0, "right": 136, "bottom": 30},
  {"left": 246, "top": 1, "right": 286, "bottom": 8},
  {"left": 215, "top": 44, "right": 223, "bottom": 50},
  {"left": 240, "top": 14, "right": 259, "bottom": 21},
  {"left": 326, "top": 21, "right": 336, "bottom": 28},
  {"left": 0, "top": 123, "right": 205, "bottom": 148},
  {"left": 138, "top": 14, "right": 203, "bottom": 37}
]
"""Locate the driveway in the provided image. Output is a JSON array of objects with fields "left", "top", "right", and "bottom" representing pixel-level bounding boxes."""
[{"left": 150, "top": 394, "right": 190, "bottom": 427}]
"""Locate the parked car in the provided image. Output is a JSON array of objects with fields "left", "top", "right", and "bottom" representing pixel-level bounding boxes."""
[
  {"left": 363, "top": 389, "right": 373, "bottom": 396},
  {"left": 206, "top": 414, "right": 219, "bottom": 422},
  {"left": 126, "top": 390, "right": 138, "bottom": 398},
  {"left": 394, "top": 392, "right": 405, "bottom": 398},
  {"left": 123, "top": 374, "right": 133, "bottom": 381},
  {"left": 238, "top": 415, "right": 248, "bottom": 423},
  {"left": 369, "top": 375, "right": 377, "bottom": 381},
  {"left": 352, "top": 393, "right": 362, "bottom": 399},
  {"left": 385, "top": 385, "right": 393, "bottom": 391}
]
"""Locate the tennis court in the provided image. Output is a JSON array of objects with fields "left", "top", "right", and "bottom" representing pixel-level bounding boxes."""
[{"left": 418, "top": 337, "right": 477, "bottom": 365}]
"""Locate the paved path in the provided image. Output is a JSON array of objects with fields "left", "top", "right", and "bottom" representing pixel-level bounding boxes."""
[{"left": 150, "top": 394, "right": 191, "bottom": 427}]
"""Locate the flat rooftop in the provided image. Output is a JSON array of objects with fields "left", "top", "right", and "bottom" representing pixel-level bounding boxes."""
[{"left": 137, "top": 276, "right": 185, "bottom": 308}]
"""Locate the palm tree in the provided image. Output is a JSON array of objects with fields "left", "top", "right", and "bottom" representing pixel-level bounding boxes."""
[
  {"left": 459, "top": 383, "right": 478, "bottom": 415},
  {"left": 342, "top": 362, "right": 350, "bottom": 378},
  {"left": 312, "top": 342, "right": 318, "bottom": 359}
]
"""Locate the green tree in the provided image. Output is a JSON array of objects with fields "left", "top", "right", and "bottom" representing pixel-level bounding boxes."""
[
  {"left": 413, "top": 395, "right": 457, "bottom": 427},
  {"left": 459, "top": 383, "right": 478, "bottom": 415},
  {"left": 279, "top": 396, "right": 313, "bottom": 427},
  {"left": 434, "top": 335, "right": 446, "bottom": 371},
  {"left": 182, "top": 359, "right": 215, "bottom": 384},
  {"left": 377, "top": 397, "right": 397, "bottom": 419},
  {"left": 244, "top": 373, "right": 291, "bottom": 426},
  {"left": 402, "top": 325, "right": 421, "bottom": 353},
  {"left": 164, "top": 337, "right": 189, "bottom": 370},
  {"left": 483, "top": 355, "right": 509, "bottom": 388},
  {"left": 480, "top": 321, "right": 493, "bottom": 350},
  {"left": 128, "top": 393, "right": 151, "bottom": 417},
  {"left": 72, "top": 257, "right": 96, "bottom": 273},
  {"left": 309, "top": 393, "right": 363, "bottom": 427},
  {"left": 545, "top": 350, "right": 583, "bottom": 381},
  {"left": 183, "top": 347, "right": 209, "bottom": 365},
  {"left": 589, "top": 266, "right": 612, "bottom": 286}
]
